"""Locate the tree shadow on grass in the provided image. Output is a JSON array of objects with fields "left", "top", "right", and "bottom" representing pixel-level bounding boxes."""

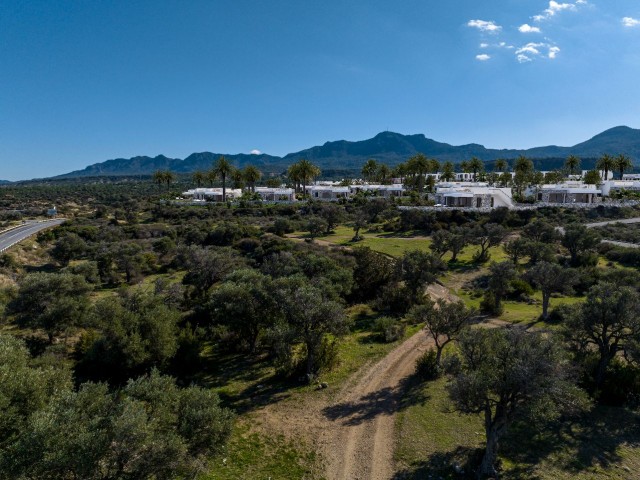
[
  {"left": 322, "top": 373, "right": 430, "bottom": 426},
  {"left": 501, "top": 406, "right": 640, "bottom": 475},
  {"left": 392, "top": 446, "right": 484, "bottom": 480}
]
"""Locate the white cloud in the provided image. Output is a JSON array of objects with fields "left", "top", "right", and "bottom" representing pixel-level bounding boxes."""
[
  {"left": 517, "top": 54, "right": 533, "bottom": 63},
  {"left": 516, "top": 42, "right": 543, "bottom": 55},
  {"left": 467, "top": 19, "right": 502, "bottom": 32},
  {"left": 476, "top": 54, "right": 491, "bottom": 61},
  {"left": 250, "top": 149, "right": 261, "bottom": 155},
  {"left": 479, "top": 42, "right": 489, "bottom": 48},
  {"left": 622, "top": 17, "right": 640, "bottom": 28},
  {"left": 519, "top": 23, "right": 541, "bottom": 33},
  {"left": 534, "top": 1, "right": 585, "bottom": 21},
  {"left": 548, "top": 46, "right": 561, "bottom": 58}
]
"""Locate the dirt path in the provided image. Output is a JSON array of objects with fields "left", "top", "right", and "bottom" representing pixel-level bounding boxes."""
[{"left": 321, "top": 329, "right": 432, "bottom": 480}]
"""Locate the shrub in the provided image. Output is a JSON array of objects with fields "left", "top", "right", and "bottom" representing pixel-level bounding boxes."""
[
  {"left": 441, "top": 353, "right": 462, "bottom": 376},
  {"left": 509, "top": 278, "right": 534, "bottom": 299},
  {"left": 480, "top": 290, "right": 503, "bottom": 315},
  {"left": 373, "top": 316, "right": 406, "bottom": 343},
  {"left": 416, "top": 349, "right": 441, "bottom": 381}
]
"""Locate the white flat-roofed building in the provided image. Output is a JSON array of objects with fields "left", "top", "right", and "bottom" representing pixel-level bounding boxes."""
[
  {"left": 600, "top": 180, "right": 640, "bottom": 197},
  {"left": 182, "top": 188, "right": 243, "bottom": 202},
  {"left": 308, "top": 185, "right": 351, "bottom": 201},
  {"left": 254, "top": 187, "right": 296, "bottom": 202},
  {"left": 434, "top": 183, "right": 515, "bottom": 208},
  {"left": 530, "top": 182, "right": 601, "bottom": 204}
]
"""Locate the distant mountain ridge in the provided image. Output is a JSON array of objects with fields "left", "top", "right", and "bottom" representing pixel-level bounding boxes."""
[{"left": 56, "top": 126, "right": 640, "bottom": 179}]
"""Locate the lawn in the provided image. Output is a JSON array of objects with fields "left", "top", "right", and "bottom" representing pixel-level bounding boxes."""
[{"left": 395, "top": 376, "right": 640, "bottom": 479}]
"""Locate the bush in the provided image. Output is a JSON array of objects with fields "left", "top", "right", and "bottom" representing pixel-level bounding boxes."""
[
  {"left": 508, "top": 278, "right": 534, "bottom": 299},
  {"left": 373, "top": 316, "right": 406, "bottom": 343},
  {"left": 480, "top": 290, "right": 503, "bottom": 315},
  {"left": 416, "top": 349, "right": 441, "bottom": 381}
]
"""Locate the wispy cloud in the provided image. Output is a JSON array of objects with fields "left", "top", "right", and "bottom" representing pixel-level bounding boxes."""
[
  {"left": 480, "top": 43, "right": 489, "bottom": 48},
  {"left": 622, "top": 17, "right": 640, "bottom": 28},
  {"left": 519, "top": 23, "right": 541, "bottom": 33},
  {"left": 533, "top": 1, "right": 586, "bottom": 22},
  {"left": 476, "top": 54, "right": 491, "bottom": 61},
  {"left": 515, "top": 42, "right": 560, "bottom": 61},
  {"left": 548, "top": 46, "right": 561, "bottom": 58},
  {"left": 517, "top": 54, "right": 533, "bottom": 63},
  {"left": 250, "top": 149, "right": 261, "bottom": 155},
  {"left": 467, "top": 19, "right": 502, "bottom": 32}
]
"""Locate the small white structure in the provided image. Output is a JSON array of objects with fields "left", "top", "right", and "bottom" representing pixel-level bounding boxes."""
[
  {"left": 600, "top": 180, "right": 640, "bottom": 197},
  {"left": 308, "top": 185, "right": 350, "bottom": 201},
  {"left": 530, "top": 182, "right": 601, "bottom": 204},
  {"left": 182, "top": 188, "right": 243, "bottom": 202},
  {"left": 434, "top": 183, "right": 515, "bottom": 208},
  {"left": 254, "top": 187, "right": 296, "bottom": 202}
]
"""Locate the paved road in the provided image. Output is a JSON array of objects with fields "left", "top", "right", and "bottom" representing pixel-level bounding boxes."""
[
  {"left": 0, "top": 219, "right": 65, "bottom": 252},
  {"left": 555, "top": 217, "right": 640, "bottom": 249}
]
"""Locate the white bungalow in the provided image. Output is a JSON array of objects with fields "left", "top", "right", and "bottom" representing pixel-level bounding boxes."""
[
  {"left": 254, "top": 187, "right": 296, "bottom": 202},
  {"left": 308, "top": 185, "right": 351, "bottom": 201},
  {"left": 182, "top": 188, "right": 243, "bottom": 202},
  {"left": 600, "top": 180, "right": 640, "bottom": 197},
  {"left": 530, "top": 182, "right": 601, "bottom": 204},
  {"left": 434, "top": 183, "right": 515, "bottom": 208}
]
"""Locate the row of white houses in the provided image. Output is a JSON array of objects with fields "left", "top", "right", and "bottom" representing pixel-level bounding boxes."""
[{"left": 182, "top": 177, "right": 638, "bottom": 209}]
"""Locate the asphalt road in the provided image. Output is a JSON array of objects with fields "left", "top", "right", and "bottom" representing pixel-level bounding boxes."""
[{"left": 0, "top": 219, "right": 65, "bottom": 252}]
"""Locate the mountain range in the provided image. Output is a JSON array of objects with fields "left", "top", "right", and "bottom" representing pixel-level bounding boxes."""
[{"left": 56, "top": 126, "right": 640, "bottom": 179}]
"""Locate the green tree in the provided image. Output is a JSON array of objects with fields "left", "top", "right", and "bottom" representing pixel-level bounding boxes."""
[
  {"left": 596, "top": 153, "right": 615, "bottom": 181},
  {"left": 470, "top": 223, "right": 507, "bottom": 263},
  {"left": 408, "top": 299, "right": 475, "bottom": 366},
  {"left": 274, "top": 278, "right": 351, "bottom": 377},
  {"left": 51, "top": 232, "right": 87, "bottom": 266},
  {"left": 210, "top": 156, "right": 235, "bottom": 201},
  {"left": 8, "top": 272, "right": 92, "bottom": 343},
  {"left": 513, "top": 156, "right": 534, "bottom": 197},
  {"left": 306, "top": 216, "right": 328, "bottom": 241},
  {"left": 469, "top": 157, "right": 484, "bottom": 181},
  {"left": 583, "top": 169, "right": 602, "bottom": 185},
  {"left": 564, "top": 155, "right": 581, "bottom": 176},
  {"left": 407, "top": 154, "right": 430, "bottom": 193},
  {"left": 192, "top": 170, "right": 206, "bottom": 187},
  {"left": 615, "top": 154, "right": 633, "bottom": 180},
  {"left": 441, "top": 161, "right": 456, "bottom": 182},
  {"left": 291, "top": 159, "right": 320, "bottom": 196},
  {"left": 243, "top": 165, "right": 262, "bottom": 192},
  {"left": 397, "top": 250, "right": 444, "bottom": 304},
  {"left": 448, "top": 328, "right": 588, "bottom": 479},
  {"left": 561, "top": 224, "right": 601, "bottom": 265},
  {"left": 565, "top": 282, "right": 640, "bottom": 390},
  {"left": 487, "top": 261, "right": 517, "bottom": 312},
  {"left": 525, "top": 261, "right": 575, "bottom": 319},
  {"left": 362, "top": 159, "right": 378, "bottom": 182},
  {"left": 429, "top": 229, "right": 452, "bottom": 259},
  {"left": 494, "top": 158, "right": 507, "bottom": 173}
]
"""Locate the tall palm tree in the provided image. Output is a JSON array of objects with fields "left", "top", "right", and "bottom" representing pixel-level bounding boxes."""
[
  {"left": 428, "top": 159, "right": 440, "bottom": 174},
  {"left": 288, "top": 162, "right": 302, "bottom": 193},
  {"left": 243, "top": 165, "right": 262, "bottom": 192},
  {"left": 377, "top": 163, "right": 391, "bottom": 184},
  {"left": 152, "top": 170, "right": 165, "bottom": 188},
  {"left": 469, "top": 157, "right": 484, "bottom": 181},
  {"left": 211, "top": 156, "right": 235, "bottom": 201},
  {"left": 407, "top": 153, "right": 430, "bottom": 192},
  {"left": 164, "top": 171, "right": 176, "bottom": 188},
  {"left": 596, "top": 154, "right": 615, "bottom": 182},
  {"left": 494, "top": 159, "right": 507, "bottom": 173},
  {"left": 459, "top": 160, "right": 470, "bottom": 173},
  {"left": 393, "top": 162, "right": 407, "bottom": 184},
  {"left": 362, "top": 159, "right": 378, "bottom": 183},
  {"left": 192, "top": 171, "right": 206, "bottom": 187},
  {"left": 231, "top": 169, "right": 245, "bottom": 190},
  {"left": 294, "top": 159, "right": 320, "bottom": 196},
  {"left": 564, "top": 155, "right": 581, "bottom": 176},
  {"left": 441, "top": 161, "right": 455, "bottom": 182},
  {"left": 615, "top": 154, "right": 633, "bottom": 180}
]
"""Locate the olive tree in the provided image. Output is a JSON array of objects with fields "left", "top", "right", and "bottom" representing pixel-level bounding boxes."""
[
  {"left": 448, "top": 327, "right": 587, "bottom": 479},
  {"left": 525, "top": 261, "right": 575, "bottom": 319}
]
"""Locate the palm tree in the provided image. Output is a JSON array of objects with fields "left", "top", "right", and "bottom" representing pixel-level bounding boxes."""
[
  {"left": 407, "top": 153, "right": 430, "bottom": 192},
  {"left": 231, "top": 169, "right": 245, "bottom": 190},
  {"left": 211, "top": 156, "right": 235, "bottom": 201},
  {"left": 164, "top": 171, "right": 176, "bottom": 188},
  {"left": 192, "top": 171, "right": 206, "bottom": 187},
  {"left": 469, "top": 157, "right": 484, "bottom": 182},
  {"left": 441, "top": 161, "right": 455, "bottom": 182},
  {"left": 152, "top": 170, "right": 165, "bottom": 188},
  {"left": 394, "top": 162, "right": 407, "bottom": 184},
  {"left": 243, "top": 165, "right": 262, "bottom": 192},
  {"left": 288, "top": 162, "right": 302, "bottom": 193},
  {"left": 596, "top": 154, "right": 615, "bottom": 182},
  {"left": 564, "top": 155, "right": 581, "bottom": 177},
  {"left": 494, "top": 159, "right": 507, "bottom": 173},
  {"left": 362, "top": 159, "right": 378, "bottom": 183},
  {"left": 377, "top": 164, "right": 391, "bottom": 184},
  {"left": 294, "top": 159, "right": 320, "bottom": 196},
  {"left": 615, "top": 154, "right": 633, "bottom": 180},
  {"left": 459, "top": 160, "right": 470, "bottom": 173}
]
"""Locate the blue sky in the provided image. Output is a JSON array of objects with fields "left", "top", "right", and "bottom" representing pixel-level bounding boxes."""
[{"left": 1, "top": 0, "right": 640, "bottom": 180}]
